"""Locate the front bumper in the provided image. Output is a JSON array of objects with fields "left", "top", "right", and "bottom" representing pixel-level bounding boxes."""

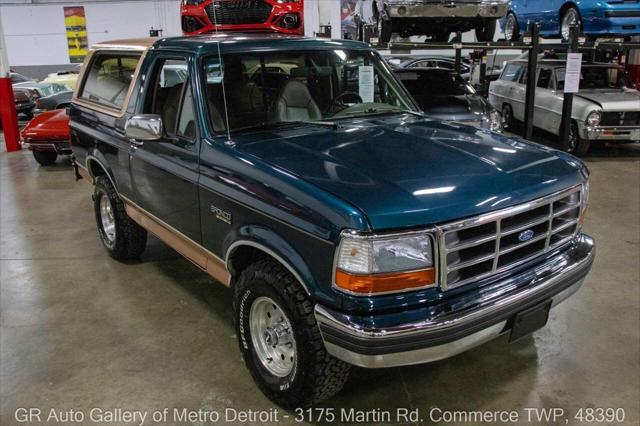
[
  {"left": 315, "top": 234, "right": 594, "bottom": 368},
  {"left": 385, "top": 0, "right": 509, "bottom": 19},
  {"left": 22, "top": 140, "right": 72, "bottom": 154},
  {"left": 584, "top": 126, "right": 640, "bottom": 142}
]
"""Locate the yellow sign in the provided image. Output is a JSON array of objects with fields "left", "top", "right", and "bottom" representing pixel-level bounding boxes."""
[{"left": 64, "top": 6, "right": 88, "bottom": 63}]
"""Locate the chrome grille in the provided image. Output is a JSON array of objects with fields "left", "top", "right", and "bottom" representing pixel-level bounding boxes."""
[{"left": 439, "top": 186, "right": 583, "bottom": 290}]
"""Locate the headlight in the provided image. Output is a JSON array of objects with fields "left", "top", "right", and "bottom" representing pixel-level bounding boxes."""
[
  {"left": 489, "top": 110, "right": 502, "bottom": 132},
  {"left": 334, "top": 231, "right": 436, "bottom": 295},
  {"left": 586, "top": 111, "right": 601, "bottom": 128},
  {"left": 580, "top": 179, "right": 590, "bottom": 227}
]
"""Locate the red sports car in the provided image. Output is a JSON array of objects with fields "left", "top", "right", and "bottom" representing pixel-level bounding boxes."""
[
  {"left": 181, "top": 0, "right": 303, "bottom": 36},
  {"left": 21, "top": 109, "right": 71, "bottom": 166}
]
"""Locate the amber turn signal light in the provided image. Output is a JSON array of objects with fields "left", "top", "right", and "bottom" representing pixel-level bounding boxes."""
[{"left": 334, "top": 268, "right": 436, "bottom": 295}]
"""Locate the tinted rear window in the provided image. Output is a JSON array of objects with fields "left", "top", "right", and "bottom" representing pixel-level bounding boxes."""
[
  {"left": 80, "top": 53, "right": 141, "bottom": 109},
  {"left": 396, "top": 71, "right": 474, "bottom": 97}
]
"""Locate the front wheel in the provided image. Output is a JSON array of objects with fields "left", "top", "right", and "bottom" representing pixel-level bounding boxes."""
[
  {"left": 504, "top": 13, "right": 519, "bottom": 41},
  {"left": 502, "top": 104, "right": 515, "bottom": 131},
  {"left": 32, "top": 150, "right": 57, "bottom": 166},
  {"left": 93, "top": 175, "right": 147, "bottom": 260},
  {"left": 563, "top": 120, "right": 590, "bottom": 156},
  {"left": 475, "top": 19, "right": 497, "bottom": 42},
  {"left": 561, "top": 6, "right": 582, "bottom": 41},
  {"left": 234, "top": 258, "right": 351, "bottom": 408},
  {"left": 377, "top": 15, "right": 392, "bottom": 43}
]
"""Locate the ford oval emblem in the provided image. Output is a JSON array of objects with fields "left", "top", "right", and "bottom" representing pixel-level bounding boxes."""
[{"left": 518, "top": 229, "right": 535, "bottom": 242}]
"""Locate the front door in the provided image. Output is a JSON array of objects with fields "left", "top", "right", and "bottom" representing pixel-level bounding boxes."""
[{"left": 129, "top": 55, "right": 201, "bottom": 243}]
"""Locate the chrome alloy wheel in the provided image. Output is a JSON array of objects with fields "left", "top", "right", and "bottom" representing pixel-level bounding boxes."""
[
  {"left": 249, "top": 296, "right": 296, "bottom": 377},
  {"left": 505, "top": 14, "right": 516, "bottom": 41},
  {"left": 99, "top": 194, "right": 116, "bottom": 244},
  {"left": 561, "top": 8, "right": 580, "bottom": 41}
]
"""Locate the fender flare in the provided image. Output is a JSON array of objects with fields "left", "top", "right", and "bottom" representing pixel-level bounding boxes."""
[
  {"left": 85, "top": 152, "right": 118, "bottom": 192},
  {"left": 224, "top": 226, "right": 322, "bottom": 296}
]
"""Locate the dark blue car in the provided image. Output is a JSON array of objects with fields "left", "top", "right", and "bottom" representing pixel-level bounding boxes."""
[
  {"left": 70, "top": 34, "right": 595, "bottom": 408},
  {"left": 502, "top": 0, "right": 640, "bottom": 41}
]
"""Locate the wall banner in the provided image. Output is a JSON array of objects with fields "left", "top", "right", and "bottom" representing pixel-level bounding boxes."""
[{"left": 64, "top": 6, "right": 88, "bottom": 63}]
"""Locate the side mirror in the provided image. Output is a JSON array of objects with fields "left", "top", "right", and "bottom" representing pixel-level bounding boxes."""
[{"left": 125, "top": 114, "right": 163, "bottom": 141}]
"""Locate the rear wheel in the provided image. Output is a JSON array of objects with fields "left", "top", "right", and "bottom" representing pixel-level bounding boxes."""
[
  {"left": 475, "top": 19, "right": 497, "bottom": 42},
  {"left": 234, "top": 258, "right": 351, "bottom": 408},
  {"left": 32, "top": 150, "right": 57, "bottom": 166},
  {"left": 93, "top": 175, "right": 147, "bottom": 260},
  {"left": 377, "top": 14, "right": 392, "bottom": 43}
]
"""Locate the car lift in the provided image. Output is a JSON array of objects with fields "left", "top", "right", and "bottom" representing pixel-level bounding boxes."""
[{"left": 368, "top": 24, "right": 640, "bottom": 149}]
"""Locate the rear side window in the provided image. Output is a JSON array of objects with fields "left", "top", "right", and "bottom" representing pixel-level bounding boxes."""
[
  {"left": 80, "top": 53, "right": 141, "bottom": 109},
  {"left": 537, "top": 68, "right": 553, "bottom": 89},
  {"left": 501, "top": 63, "right": 524, "bottom": 82}
]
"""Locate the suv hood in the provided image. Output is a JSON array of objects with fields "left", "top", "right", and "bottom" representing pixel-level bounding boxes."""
[
  {"left": 236, "top": 115, "right": 586, "bottom": 230},
  {"left": 577, "top": 89, "right": 640, "bottom": 111}
]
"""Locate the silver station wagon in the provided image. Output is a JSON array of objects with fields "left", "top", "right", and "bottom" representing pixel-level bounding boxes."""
[{"left": 489, "top": 59, "right": 640, "bottom": 156}]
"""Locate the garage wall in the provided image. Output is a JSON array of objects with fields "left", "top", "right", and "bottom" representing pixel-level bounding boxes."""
[{"left": 0, "top": 0, "right": 181, "bottom": 67}]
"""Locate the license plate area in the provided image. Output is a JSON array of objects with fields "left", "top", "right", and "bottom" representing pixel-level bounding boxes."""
[{"left": 509, "top": 300, "right": 552, "bottom": 342}]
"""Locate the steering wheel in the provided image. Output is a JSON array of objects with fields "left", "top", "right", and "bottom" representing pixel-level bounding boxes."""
[{"left": 333, "top": 91, "right": 364, "bottom": 109}]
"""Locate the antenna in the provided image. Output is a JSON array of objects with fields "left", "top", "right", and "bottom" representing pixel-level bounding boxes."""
[{"left": 211, "top": 2, "right": 234, "bottom": 147}]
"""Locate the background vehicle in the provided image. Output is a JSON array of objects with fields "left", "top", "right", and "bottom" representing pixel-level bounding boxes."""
[
  {"left": 394, "top": 68, "right": 501, "bottom": 131},
  {"left": 13, "top": 81, "right": 68, "bottom": 104},
  {"left": 489, "top": 59, "right": 640, "bottom": 155},
  {"left": 34, "top": 90, "right": 74, "bottom": 113},
  {"left": 43, "top": 69, "right": 80, "bottom": 90},
  {"left": 356, "top": 0, "right": 508, "bottom": 43},
  {"left": 503, "top": 0, "right": 640, "bottom": 41},
  {"left": 11, "top": 88, "right": 36, "bottom": 119},
  {"left": 71, "top": 34, "right": 593, "bottom": 409},
  {"left": 10, "top": 72, "right": 33, "bottom": 84},
  {"left": 396, "top": 55, "right": 472, "bottom": 78},
  {"left": 181, "top": 0, "right": 304, "bottom": 36},
  {"left": 21, "top": 109, "right": 71, "bottom": 166}
]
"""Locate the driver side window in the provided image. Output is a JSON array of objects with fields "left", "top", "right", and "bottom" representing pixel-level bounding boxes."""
[{"left": 144, "top": 58, "right": 189, "bottom": 137}]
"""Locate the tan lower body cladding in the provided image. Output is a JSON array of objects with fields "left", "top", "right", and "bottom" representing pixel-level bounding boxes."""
[
  {"left": 123, "top": 200, "right": 231, "bottom": 286},
  {"left": 76, "top": 162, "right": 230, "bottom": 286}
]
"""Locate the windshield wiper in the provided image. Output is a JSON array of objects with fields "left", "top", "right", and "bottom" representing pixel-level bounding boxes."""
[
  {"left": 301, "top": 120, "right": 340, "bottom": 129},
  {"left": 232, "top": 120, "right": 339, "bottom": 134},
  {"left": 339, "top": 108, "right": 426, "bottom": 119}
]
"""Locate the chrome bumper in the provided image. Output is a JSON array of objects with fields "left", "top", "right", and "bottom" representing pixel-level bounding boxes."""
[
  {"left": 22, "top": 141, "right": 72, "bottom": 153},
  {"left": 585, "top": 126, "right": 640, "bottom": 142},
  {"left": 315, "top": 234, "right": 594, "bottom": 368},
  {"left": 385, "top": 0, "right": 509, "bottom": 18}
]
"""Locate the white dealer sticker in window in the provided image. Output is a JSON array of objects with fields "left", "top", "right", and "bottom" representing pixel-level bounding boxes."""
[{"left": 359, "top": 66, "right": 375, "bottom": 103}]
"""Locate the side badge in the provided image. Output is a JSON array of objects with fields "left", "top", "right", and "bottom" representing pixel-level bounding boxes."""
[{"left": 211, "top": 204, "right": 232, "bottom": 225}]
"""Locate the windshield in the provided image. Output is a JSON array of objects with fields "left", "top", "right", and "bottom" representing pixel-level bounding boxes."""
[
  {"left": 556, "top": 66, "right": 632, "bottom": 90},
  {"left": 204, "top": 49, "right": 417, "bottom": 133}
]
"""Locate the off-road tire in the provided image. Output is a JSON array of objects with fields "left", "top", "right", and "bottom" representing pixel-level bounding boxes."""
[
  {"left": 93, "top": 175, "right": 147, "bottom": 260},
  {"left": 32, "top": 150, "right": 58, "bottom": 166},
  {"left": 234, "top": 258, "right": 351, "bottom": 408}
]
